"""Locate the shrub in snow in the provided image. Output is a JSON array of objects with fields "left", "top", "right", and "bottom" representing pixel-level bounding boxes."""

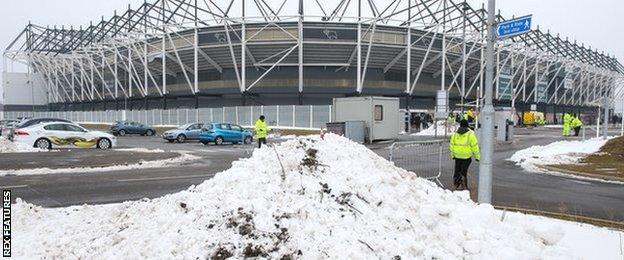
[{"left": 14, "top": 134, "right": 577, "bottom": 259}]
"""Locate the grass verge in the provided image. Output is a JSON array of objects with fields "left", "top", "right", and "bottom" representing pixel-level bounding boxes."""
[{"left": 544, "top": 136, "right": 624, "bottom": 182}]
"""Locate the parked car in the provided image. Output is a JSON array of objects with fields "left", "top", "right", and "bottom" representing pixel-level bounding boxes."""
[
  {"left": 13, "top": 122, "right": 116, "bottom": 150},
  {"left": 6, "top": 118, "right": 73, "bottom": 140},
  {"left": 111, "top": 121, "right": 155, "bottom": 136},
  {"left": 199, "top": 123, "right": 253, "bottom": 145},
  {"left": 162, "top": 123, "right": 205, "bottom": 143}
]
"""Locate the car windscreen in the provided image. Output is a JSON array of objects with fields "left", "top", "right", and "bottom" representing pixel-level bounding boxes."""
[
  {"left": 17, "top": 118, "right": 70, "bottom": 128},
  {"left": 178, "top": 124, "right": 192, "bottom": 130}
]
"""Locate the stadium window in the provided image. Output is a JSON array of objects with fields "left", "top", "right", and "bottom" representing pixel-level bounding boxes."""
[{"left": 374, "top": 105, "right": 383, "bottom": 121}]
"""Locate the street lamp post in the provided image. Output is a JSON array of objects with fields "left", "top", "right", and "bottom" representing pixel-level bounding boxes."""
[{"left": 478, "top": 0, "right": 496, "bottom": 204}]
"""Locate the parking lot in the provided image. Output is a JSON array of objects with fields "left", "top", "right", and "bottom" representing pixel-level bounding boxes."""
[{"left": 1, "top": 127, "right": 623, "bottom": 223}]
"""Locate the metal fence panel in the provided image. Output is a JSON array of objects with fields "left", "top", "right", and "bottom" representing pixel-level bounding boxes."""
[
  {"left": 222, "top": 107, "right": 236, "bottom": 124},
  {"left": 313, "top": 105, "right": 331, "bottom": 129},
  {"left": 278, "top": 105, "right": 293, "bottom": 127},
  {"left": 212, "top": 107, "right": 224, "bottom": 123},
  {"left": 262, "top": 106, "right": 278, "bottom": 126},
  {"left": 389, "top": 140, "right": 448, "bottom": 187},
  {"left": 4, "top": 105, "right": 333, "bottom": 128},
  {"left": 294, "top": 105, "right": 311, "bottom": 128}
]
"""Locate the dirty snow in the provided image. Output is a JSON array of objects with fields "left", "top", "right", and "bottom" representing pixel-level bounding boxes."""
[
  {"left": 12, "top": 134, "right": 624, "bottom": 259},
  {"left": 0, "top": 151, "right": 199, "bottom": 176},
  {"left": 412, "top": 120, "right": 457, "bottom": 136},
  {"left": 509, "top": 137, "right": 610, "bottom": 173},
  {"left": 0, "top": 136, "right": 45, "bottom": 153}
]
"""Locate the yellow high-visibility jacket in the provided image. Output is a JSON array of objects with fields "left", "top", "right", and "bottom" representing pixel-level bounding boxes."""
[
  {"left": 571, "top": 117, "right": 583, "bottom": 128},
  {"left": 254, "top": 119, "right": 270, "bottom": 139},
  {"left": 450, "top": 129, "right": 481, "bottom": 160},
  {"left": 563, "top": 113, "right": 572, "bottom": 125},
  {"left": 447, "top": 116, "right": 456, "bottom": 125}
]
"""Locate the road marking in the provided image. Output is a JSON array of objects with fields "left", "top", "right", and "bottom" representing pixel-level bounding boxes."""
[
  {"left": 0, "top": 185, "right": 28, "bottom": 189},
  {"left": 568, "top": 179, "right": 592, "bottom": 185},
  {"left": 117, "top": 174, "right": 212, "bottom": 182}
]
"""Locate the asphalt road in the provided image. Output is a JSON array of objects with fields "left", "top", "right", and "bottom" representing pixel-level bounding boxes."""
[
  {"left": 1, "top": 128, "right": 623, "bottom": 222},
  {"left": 0, "top": 136, "right": 250, "bottom": 206}
]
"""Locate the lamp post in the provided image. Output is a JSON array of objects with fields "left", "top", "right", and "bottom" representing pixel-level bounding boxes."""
[{"left": 478, "top": 0, "right": 496, "bottom": 204}]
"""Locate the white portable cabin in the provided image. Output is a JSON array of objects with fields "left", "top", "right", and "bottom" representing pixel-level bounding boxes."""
[{"left": 332, "top": 97, "right": 400, "bottom": 142}]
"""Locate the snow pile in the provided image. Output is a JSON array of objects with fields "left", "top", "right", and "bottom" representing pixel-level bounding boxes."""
[
  {"left": 509, "top": 137, "right": 609, "bottom": 172},
  {"left": 0, "top": 151, "right": 199, "bottom": 176},
  {"left": 413, "top": 120, "right": 457, "bottom": 136},
  {"left": 13, "top": 134, "right": 619, "bottom": 259},
  {"left": 0, "top": 136, "right": 44, "bottom": 153}
]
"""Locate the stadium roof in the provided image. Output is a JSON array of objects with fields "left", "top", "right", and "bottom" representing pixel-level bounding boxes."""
[{"left": 5, "top": 0, "right": 623, "bottom": 74}]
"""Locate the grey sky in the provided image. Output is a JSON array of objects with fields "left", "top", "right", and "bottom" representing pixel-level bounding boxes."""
[{"left": 1, "top": 0, "right": 622, "bottom": 72}]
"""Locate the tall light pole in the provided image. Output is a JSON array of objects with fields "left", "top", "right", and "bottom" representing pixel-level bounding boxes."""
[
  {"left": 478, "top": 0, "right": 496, "bottom": 204},
  {"left": 602, "top": 95, "right": 609, "bottom": 140}
]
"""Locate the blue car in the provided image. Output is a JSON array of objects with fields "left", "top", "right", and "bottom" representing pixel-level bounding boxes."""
[
  {"left": 111, "top": 121, "right": 156, "bottom": 136},
  {"left": 162, "top": 123, "right": 205, "bottom": 143},
  {"left": 199, "top": 123, "right": 253, "bottom": 145}
]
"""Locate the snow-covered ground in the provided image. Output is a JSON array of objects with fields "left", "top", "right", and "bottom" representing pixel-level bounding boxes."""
[
  {"left": 12, "top": 134, "right": 624, "bottom": 259},
  {"left": 509, "top": 137, "right": 609, "bottom": 173},
  {"left": 0, "top": 136, "right": 45, "bottom": 153},
  {"left": 412, "top": 121, "right": 457, "bottom": 136},
  {"left": 0, "top": 151, "right": 199, "bottom": 176}
]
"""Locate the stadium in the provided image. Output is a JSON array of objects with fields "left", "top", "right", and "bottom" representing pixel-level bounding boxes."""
[{"left": 3, "top": 0, "right": 624, "bottom": 114}]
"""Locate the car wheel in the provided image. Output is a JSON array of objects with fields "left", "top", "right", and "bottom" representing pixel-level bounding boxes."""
[
  {"left": 97, "top": 138, "right": 112, "bottom": 150},
  {"left": 244, "top": 136, "right": 253, "bottom": 144},
  {"left": 176, "top": 134, "right": 186, "bottom": 143},
  {"left": 35, "top": 138, "right": 51, "bottom": 150},
  {"left": 146, "top": 130, "right": 155, "bottom": 136},
  {"left": 118, "top": 129, "right": 127, "bottom": 136},
  {"left": 215, "top": 136, "right": 224, "bottom": 145}
]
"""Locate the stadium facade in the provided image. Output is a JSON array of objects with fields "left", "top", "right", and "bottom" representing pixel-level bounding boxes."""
[{"left": 3, "top": 0, "right": 624, "bottom": 113}]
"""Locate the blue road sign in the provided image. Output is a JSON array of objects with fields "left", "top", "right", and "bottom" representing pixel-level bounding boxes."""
[{"left": 497, "top": 15, "right": 532, "bottom": 39}]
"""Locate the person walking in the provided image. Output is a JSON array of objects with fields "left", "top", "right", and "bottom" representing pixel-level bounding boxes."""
[
  {"left": 254, "top": 115, "right": 270, "bottom": 148},
  {"left": 562, "top": 113, "right": 572, "bottom": 137},
  {"left": 446, "top": 113, "right": 457, "bottom": 132},
  {"left": 572, "top": 114, "right": 583, "bottom": 137},
  {"left": 449, "top": 120, "right": 481, "bottom": 190}
]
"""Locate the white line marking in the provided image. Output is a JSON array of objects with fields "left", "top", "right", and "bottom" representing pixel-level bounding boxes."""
[
  {"left": 117, "top": 174, "right": 211, "bottom": 182},
  {"left": 0, "top": 185, "right": 28, "bottom": 189},
  {"left": 568, "top": 179, "right": 592, "bottom": 185}
]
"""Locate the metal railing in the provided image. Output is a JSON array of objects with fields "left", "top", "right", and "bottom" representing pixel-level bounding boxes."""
[
  {"left": 389, "top": 140, "right": 447, "bottom": 187},
  {"left": 2, "top": 105, "right": 332, "bottom": 129}
]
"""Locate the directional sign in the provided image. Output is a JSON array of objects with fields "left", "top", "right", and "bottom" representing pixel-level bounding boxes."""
[{"left": 497, "top": 15, "right": 532, "bottom": 39}]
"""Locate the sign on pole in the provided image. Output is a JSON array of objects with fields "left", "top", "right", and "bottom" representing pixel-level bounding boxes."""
[{"left": 496, "top": 15, "right": 532, "bottom": 39}]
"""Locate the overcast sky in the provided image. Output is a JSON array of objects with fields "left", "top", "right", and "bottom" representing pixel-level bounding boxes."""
[{"left": 1, "top": 0, "right": 622, "bottom": 77}]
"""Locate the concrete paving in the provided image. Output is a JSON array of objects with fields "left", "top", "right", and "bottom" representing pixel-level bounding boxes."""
[{"left": 1, "top": 128, "right": 623, "bottom": 222}]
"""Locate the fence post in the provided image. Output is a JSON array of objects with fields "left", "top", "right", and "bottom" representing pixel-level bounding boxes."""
[
  {"left": 235, "top": 106, "right": 239, "bottom": 124},
  {"left": 329, "top": 105, "right": 332, "bottom": 122},
  {"left": 250, "top": 106, "right": 253, "bottom": 125},
  {"left": 276, "top": 105, "right": 280, "bottom": 126},
  {"left": 292, "top": 105, "right": 296, "bottom": 127},
  {"left": 210, "top": 108, "right": 214, "bottom": 122},
  {"left": 309, "top": 105, "right": 314, "bottom": 128}
]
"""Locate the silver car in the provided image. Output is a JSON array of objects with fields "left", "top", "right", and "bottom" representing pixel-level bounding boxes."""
[{"left": 162, "top": 123, "right": 205, "bottom": 143}]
